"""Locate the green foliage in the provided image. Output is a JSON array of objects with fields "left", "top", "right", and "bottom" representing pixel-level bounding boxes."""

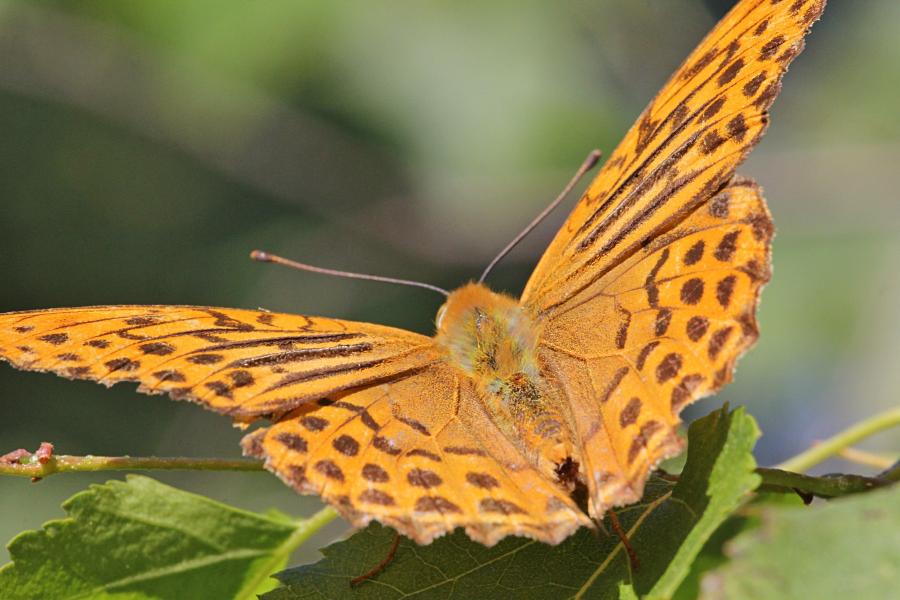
[
  {"left": 0, "top": 476, "right": 298, "bottom": 600},
  {"left": 1, "top": 407, "right": 897, "bottom": 600},
  {"left": 699, "top": 483, "right": 900, "bottom": 600},
  {"left": 262, "top": 406, "right": 760, "bottom": 599}
]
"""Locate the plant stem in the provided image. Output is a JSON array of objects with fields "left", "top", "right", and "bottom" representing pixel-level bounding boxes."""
[
  {"left": 755, "top": 467, "right": 890, "bottom": 499},
  {"left": 238, "top": 505, "right": 340, "bottom": 599},
  {"left": 878, "top": 460, "right": 900, "bottom": 483},
  {"left": 292, "top": 505, "right": 340, "bottom": 543},
  {"left": 775, "top": 406, "right": 900, "bottom": 473},
  {"left": 837, "top": 446, "right": 898, "bottom": 470},
  {"left": 0, "top": 454, "right": 264, "bottom": 479}
]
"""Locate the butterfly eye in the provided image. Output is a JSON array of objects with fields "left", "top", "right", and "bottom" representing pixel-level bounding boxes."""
[{"left": 435, "top": 303, "right": 448, "bottom": 330}]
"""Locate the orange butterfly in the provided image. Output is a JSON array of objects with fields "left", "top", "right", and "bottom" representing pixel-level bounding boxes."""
[{"left": 0, "top": 0, "right": 824, "bottom": 546}]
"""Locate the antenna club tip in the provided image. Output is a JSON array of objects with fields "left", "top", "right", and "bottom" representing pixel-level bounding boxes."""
[{"left": 250, "top": 250, "right": 270, "bottom": 262}]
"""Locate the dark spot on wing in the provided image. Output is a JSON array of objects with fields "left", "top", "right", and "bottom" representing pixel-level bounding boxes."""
[
  {"left": 716, "top": 276, "right": 737, "bottom": 309},
  {"left": 636, "top": 342, "right": 659, "bottom": 371},
  {"left": 683, "top": 240, "right": 705, "bottom": 266},
  {"left": 680, "top": 278, "right": 705, "bottom": 305},
  {"left": 332, "top": 435, "right": 360, "bottom": 457},
  {"left": 442, "top": 446, "right": 486, "bottom": 456},
  {"left": 187, "top": 353, "right": 224, "bottom": 365},
  {"left": 229, "top": 370, "right": 255, "bottom": 387},
  {"left": 300, "top": 415, "right": 329, "bottom": 431},
  {"left": 315, "top": 459, "right": 344, "bottom": 481},
  {"left": 619, "top": 397, "right": 642, "bottom": 428},
  {"left": 359, "top": 490, "right": 395, "bottom": 506},
  {"left": 700, "top": 130, "right": 726, "bottom": 155},
  {"left": 39, "top": 333, "right": 68, "bottom": 345},
  {"left": 655, "top": 309, "right": 672, "bottom": 336},
  {"left": 374, "top": 436, "right": 402, "bottom": 456},
  {"left": 743, "top": 72, "right": 767, "bottom": 98},
  {"left": 715, "top": 231, "right": 740, "bottom": 261},
  {"left": 671, "top": 374, "right": 705, "bottom": 413},
  {"left": 656, "top": 353, "right": 683, "bottom": 384},
  {"left": 479, "top": 498, "right": 527, "bottom": 515},
  {"left": 397, "top": 416, "right": 431, "bottom": 436},
  {"left": 686, "top": 316, "right": 710, "bottom": 342},
  {"left": 407, "top": 468, "right": 442, "bottom": 488},
  {"left": 717, "top": 58, "right": 744, "bottom": 86},
  {"left": 204, "top": 381, "right": 232, "bottom": 399},
  {"left": 415, "top": 496, "right": 461, "bottom": 513},
  {"left": 407, "top": 449, "right": 441, "bottom": 462},
  {"left": 139, "top": 342, "right": 176, "bottom": 356},
  {"left": 275, "top": 432, "right": 307, "bottom": 453},
  {"left": 708, "top": 327, "right": 735, "bottom": 359},
  {"left": 105, "top": 358, "right": 140, "bottom": 372},
  {"left": 361, "top": 463, "right": 389, "bottom": 483},
  {"left": 601, "top": 366, "right": 630, "bottom": 401},
  {"left": 726, "top": 114, "right": 748, "bottom": 142},
  {"left": 154, "top": 369, "right": 186, "bottom": 383},
  {"left": 466, "top": 472, "right": 499, "bottom": 489}
]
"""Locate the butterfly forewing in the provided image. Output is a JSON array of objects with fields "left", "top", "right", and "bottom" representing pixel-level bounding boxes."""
[
  {"left": 523, "top": 0, "right": 824, "bottom": 312},
  {"left": 0, "top": 306, "right": 438, "bottom": 419},
  {"left": 518, "top": 0, "right": 824, "bottom": 521}
]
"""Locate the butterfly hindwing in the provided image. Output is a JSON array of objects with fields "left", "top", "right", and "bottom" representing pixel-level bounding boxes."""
[
  {"left": 537, "top": 177, "right": 772, "bottom": 517},
  {"left": 243, "top": 363, "right": 589, "bottom": 545}
]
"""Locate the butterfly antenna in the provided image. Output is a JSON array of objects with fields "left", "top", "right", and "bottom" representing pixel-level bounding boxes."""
[
  {"left": 250, "top": 250, "right": 450, "bottom": 297},
  {"left": 478, "top": 149, "right": 602, "bottom": 284}
]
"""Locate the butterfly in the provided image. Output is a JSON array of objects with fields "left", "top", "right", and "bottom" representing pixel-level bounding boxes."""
[{"left": 0, "top": 0, "right": 824, "bottom": 546}]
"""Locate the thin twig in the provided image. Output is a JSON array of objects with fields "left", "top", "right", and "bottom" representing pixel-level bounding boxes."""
[
  {"left": 836, "top": 446, "right": 898, "bottom": 470},
  {"left": 0, "top": 453, "right": 264, "bottom": 479},
  {"left": 655, "top": 467, "right": 895, "bottom": 501},
  {"left": 775, "top": 407, "right": 900, "bottom": 473},
  {"left": 878, "top": 460, "right": 900, "bottom": 483},
  {"left": 755, "top": 467, "right": 890, "bottom": 499}
]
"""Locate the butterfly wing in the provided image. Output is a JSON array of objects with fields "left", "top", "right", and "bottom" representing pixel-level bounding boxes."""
[
  {"left": 0, "top": 305, "right": 589, "bottom": 544},
  {"left": 539, "top": 177, "right": 771, "bottom": 516},
  {"left": 243, "top": 362, "right": 590, "bottom": 545},
  {"left": 0, "top": 305, "right": 438, "bottom": 420},
  {"left": 523, "top": 0, "right": 823, "bottom": 312},
  {"left": 522, "top": 0, "right": 825, "bottom": 518}
]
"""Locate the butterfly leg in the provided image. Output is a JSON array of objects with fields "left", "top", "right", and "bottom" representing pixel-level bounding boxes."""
[
  {"left": 607, "top": 508, "right": 640, "bottom": 572},
  {"left": 350, "top": 531, "right": 401, "bottom": 587}
]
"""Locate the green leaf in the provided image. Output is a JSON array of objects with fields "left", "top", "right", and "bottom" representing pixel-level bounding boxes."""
[
  {"left": 264, "top": 406, "right": 761, "bottom": 599},
  {"left": 618, "top": 583, "right": 639, "bottom": 600},
  {"left": 646, "top": 406, "right": 761, "bottom": 598},
  {"left": 0, "top": 475, "right": 304, "bottom": 600},
  {"left": 699, "top": 482, "right": 900, "bottom": 600},
  {"left": 671, "top": 492, "right": 813, "bottom": 600},
  {"left": 670, "top": 516, "right": 748, "bottom": 600}
]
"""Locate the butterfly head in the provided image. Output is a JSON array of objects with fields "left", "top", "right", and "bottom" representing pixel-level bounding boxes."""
[
  {"left": 435, "top": 282, "right": 539, "bottom": 377},
  {"left": 436, "top": 282, "right": 513, "bottom": 337}
]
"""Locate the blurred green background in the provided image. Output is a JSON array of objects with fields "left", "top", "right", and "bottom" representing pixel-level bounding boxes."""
[{"left": 1, "top": 0, "right": 898, "bottom": 566}]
